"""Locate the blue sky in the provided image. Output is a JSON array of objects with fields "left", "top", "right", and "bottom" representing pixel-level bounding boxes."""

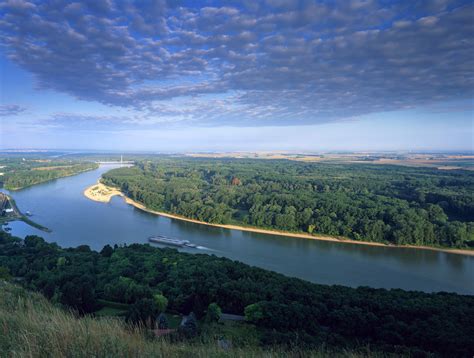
[{"left": 0, "top": 0, "right": 473, "bottom": 152}]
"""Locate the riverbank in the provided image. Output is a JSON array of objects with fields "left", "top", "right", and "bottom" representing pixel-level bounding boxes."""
[
  {"left": 83, "top": 182, "right": 474, "bottom": 256},
  {"left": 1, "top": 195, "right": 51, "bottom": 233},
  {"left": 6, "top": 164, "right": 99, "bottom": 191}
]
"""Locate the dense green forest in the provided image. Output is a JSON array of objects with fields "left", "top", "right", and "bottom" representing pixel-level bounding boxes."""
[
  {"left": 1, "top": 232, "right": 473, "bottom": 356},
  {"left": 102, "top": 159, "right": 474, "bottom": 248},
  {"left": 0, "top": 282, "right": 398, "bottom": 358},
  {"left": 0, "top": 158, "right": 98, "bottom": 190}
]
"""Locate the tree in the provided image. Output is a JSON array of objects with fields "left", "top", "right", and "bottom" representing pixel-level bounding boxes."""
[
  {"left": 126, "top": 298, "right": 157, "bottom": 328},
  {"left": 245, "top": 303, "right": 264, "bottom": 323},
  {"left": 154, "top": 293, "right": 168, "bottom": 313},
  {"left": 100, "top": 244, "right": 114, "bottom": 257},
  {"left": 299, "top": 208, "right": 313, "bottom": 227},
  {"left": 60, "top": 278, "right": 96, "bottom": 313},
  {"left": 56, "top": 257, "right": 67, "bottom": 267},
  {"left": 206, "top": 302, "right": 222, "bottom": 323},
  {"left": 427, "top": 204, "right": 448, "bottom": 224},
  {"left": 0, "top": 266, "right": 11, "bottom": 281}
]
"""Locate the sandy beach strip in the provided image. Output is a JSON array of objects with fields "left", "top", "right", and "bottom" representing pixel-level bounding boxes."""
[{"left": 83, "top": 182, "right": 474, "bottom": 256}]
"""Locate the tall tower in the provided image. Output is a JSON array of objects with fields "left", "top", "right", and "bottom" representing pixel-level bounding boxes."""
[{"left": 121, "top": 155, "right": 123, "bottom": 164}]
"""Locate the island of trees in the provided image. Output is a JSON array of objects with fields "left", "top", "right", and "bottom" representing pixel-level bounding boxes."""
[
  {"left": 0, "top": 231, "right": 473, "bottom": 356},
  {"left": 101, "top": 158, "right": 474, "bottom": 249}
]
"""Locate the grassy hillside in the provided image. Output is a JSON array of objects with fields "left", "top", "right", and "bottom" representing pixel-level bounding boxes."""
[{"left": 0, "top": 281, "right": 384, "bottom": 358}]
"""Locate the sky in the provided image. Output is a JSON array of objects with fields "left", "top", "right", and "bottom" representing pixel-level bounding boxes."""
[{"left": 0, "top": 0, "right": 472, "bottom": 152}]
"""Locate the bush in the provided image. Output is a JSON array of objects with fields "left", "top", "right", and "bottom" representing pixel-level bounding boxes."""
[
  {"left": 126, "top": 299, "right": 157, "bottom": 328},
  {"left": 179, "top": 312, "right": 198, "bottom": 338},
  {"left": 206, "top": 303, "right": 222, "bottom": 322}
]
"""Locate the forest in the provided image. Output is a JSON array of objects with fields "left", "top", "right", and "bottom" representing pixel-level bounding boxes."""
[
  {"left": 102, "top": 158, "right": 474, "bottom": 248},
  {"left": 0, "top": 231, "right": 473, "bottom": 357},
  {"left": 1, "top": 282, "right": 373, "bottom": 358},
  {"left": 0, "top": 158, "right": 98, "bottom": 190}
]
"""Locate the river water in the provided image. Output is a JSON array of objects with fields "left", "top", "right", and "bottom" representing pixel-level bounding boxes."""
[{"left": 3, "top": 164, "right": 473, "bottom": 295}]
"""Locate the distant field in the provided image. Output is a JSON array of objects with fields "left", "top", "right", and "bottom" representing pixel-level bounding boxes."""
[{"left": 186, "top": 152, "right": 474, "bottom": 170}]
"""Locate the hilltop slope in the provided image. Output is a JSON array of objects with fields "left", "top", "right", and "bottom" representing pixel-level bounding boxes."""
[{"left": 0, "top": 281, "right": 384, "bottom": 358}]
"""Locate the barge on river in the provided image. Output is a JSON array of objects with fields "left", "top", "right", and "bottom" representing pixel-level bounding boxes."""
[{"left": 148, "top": 235, "right": 197, "bottom": 248}]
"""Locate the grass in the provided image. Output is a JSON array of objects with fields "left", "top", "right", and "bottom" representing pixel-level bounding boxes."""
[
  {"left": 94, "top": 299, "right": 129, "bottom": 317},
  {"left": 0, "top": 281, "right": 396, "bottom": 357},
  {"left": 199, "top": 321, "right": 262, "bottom": 347},
  {"left": 97, "top": 299, "right": 130, "bottom": 310},
  {"left": 94, "top": 306, "right": 127, "bottom": 317},
  {"left": 165, "top": 313, "right": 183, "bottom": 329}
]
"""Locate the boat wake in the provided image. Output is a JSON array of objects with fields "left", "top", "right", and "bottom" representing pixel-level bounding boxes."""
[
  {"left": 196, "top": 246, "right": 216, "bottom": 251},
  {"left": 147, "top": 236, "right": 217, "bottom": 252}
]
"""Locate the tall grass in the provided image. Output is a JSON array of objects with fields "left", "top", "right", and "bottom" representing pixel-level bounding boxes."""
[{"left": 0, "top": 281, "right": 388, "bottom": 357}]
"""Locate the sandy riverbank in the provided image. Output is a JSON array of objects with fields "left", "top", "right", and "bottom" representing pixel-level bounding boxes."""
[
  {"left": 83, "top": 182, "right": 124, "bottom": 203},
  {"left": 84, "top": 182, "right": 474, "bottom": 256}
]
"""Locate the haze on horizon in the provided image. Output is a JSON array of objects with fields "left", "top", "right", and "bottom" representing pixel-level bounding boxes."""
[{"left": 0, "top": 0, "right": 473, "bottom": 152}]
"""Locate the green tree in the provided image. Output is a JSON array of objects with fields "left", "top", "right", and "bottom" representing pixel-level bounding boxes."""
[
  {"left": 126, "top": 299, "right": 157, "bottom": 328},
  {"left": 427, "top": 204, "right": 448, "bottom": 224},
  {"left": 0, "top": 266, "right": 11, "bottom": 281},
  {"left": 206, "top": 302, "right": 222, "bottom": 322},
  {"left": 56, "top": 257, "right": 67, "bottom": 267},
  {"left": 60, "top": 278, "right": 96, "bottom": 314},
  {"left": 154, "top": 293, "right": 168, "bottom": 313},
  {"left": 244, "top": 303, "right": 264, "bottom": 323},
  {"left": 100, "top": 244, "right": 114, "bottom": 257}
]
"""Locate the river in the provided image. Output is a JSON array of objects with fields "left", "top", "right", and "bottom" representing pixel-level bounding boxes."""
[{"left": 3, "top": 164, "right": 473, "bottom": 295}]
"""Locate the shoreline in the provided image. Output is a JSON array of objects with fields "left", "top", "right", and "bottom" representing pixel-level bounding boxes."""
[
  {"left": 1, "top": 195, "right": 51, "bottom": 233},
  {"left": 84, "top": 182, "right": 474, "bottom": 257}
]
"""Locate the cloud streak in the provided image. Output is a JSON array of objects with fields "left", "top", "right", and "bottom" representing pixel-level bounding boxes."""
[
  {"left": 0, "top": 104, "right": 27, "bottom": 117},
  {"left": 0, "top": 0, "right": 472, "bottom": 126}
]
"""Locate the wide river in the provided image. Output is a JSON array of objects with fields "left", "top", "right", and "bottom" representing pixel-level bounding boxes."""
[{"left": 3, "top": 165, "right": 473, "bottom": 295}]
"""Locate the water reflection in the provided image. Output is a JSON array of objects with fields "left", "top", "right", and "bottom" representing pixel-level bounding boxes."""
[{"left": 444, "top": 252, "right": 466, "bottom": 272}]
